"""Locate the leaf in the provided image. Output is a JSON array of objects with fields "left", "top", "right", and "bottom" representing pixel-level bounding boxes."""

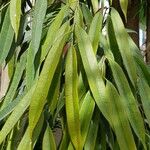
[
  {"left": 106, "top": 81, "right": 136, "bottom": 150},
  {"left": 65, "top": 45, "right": 82, "bottom": 149},
  {"left": 137, "top": 69, "right": 150, "bottom": 127},
  {"left": 84, "top": 111, "right": 99, "bottom": 150},
  {"left": 10, "top": 0, "right": 21, "bottom": 39},
  {"left": 108, "top": 59, "right": 145, "bottom": 147},
  {"left": 0, "top": 95, "right": 23, "bottom": 121},
  {"left": 48, "top": 61, "right": 61, "bottom": 115},
  {"left": 0, "top": 7, "right": 14, "bottom": 65},
  {"left": 107, "top": 16, "right": 122, "bottom": 65},
  {"left": 91, "top": 0, "right": 98, "bottom": 13},
  {"left": 0, "top": 84, "right": 36, "bottom": 144},
  {"left": 75, "top": 25, "right": 111, "bottom": 122},
  {"left": 119, "top": 0, "right": 128, "bottom": 19},
  {"left": 110, "top": 8, "right": 137, "bottom": 86},
  {"left": 17, "top": 113, "right": 44, "bottom": 150},
  {"left": 74, "top": 6, "right": 84, "bottom": 27},
  {"left": 81, "top": 3, "right": 93, "bottom": 30},
  {"left": 42, "top": 124, "right": 56, "bottom": 150},
  {"left": 1, "top": 52, "right": 26, "bottom": 109},
  {"left": 41, "top": 5, "right": 68, "bottom": 62},
  {"left": 80, "top": 92, "right": 95, "bottom": 145},
  {"left": 26, "top": 0, "right": 47, "bottom": 89},
  {"left": 89, "top": 11, "right": 103, "bottom": 54},
  {"left": 29, "top": 23, "right": 70, "bottom": 137}
]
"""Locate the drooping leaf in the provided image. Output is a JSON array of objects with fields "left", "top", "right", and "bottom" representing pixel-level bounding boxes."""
[
  {"left": 75, "top": 25, "right": 110, "bottom": 122},
  {"left": 119, "top": 0, "right": 128, "bottom": 19},
  {"left": 42, "top": 124, "right": 56, "bottom": 150},
  {"left": 1, "top": 52, "right": 26, "bottom": 109},
  {"left": 0, "top": 7, "right": 14, "bottom": 65},
  {"left": 17, "top": 113, "right": 44, "bottom": 150},
  {"left": 138, "top": 69, "right": 150, "bottom": 128},
  {"left": 106, "top": 81, "right": 136, "bottom": 150},
  {"left": 89, "top": 11, "right": 103, "bottom": 54},
  {"left": 0, "top": 95, "right": 23, "bottom": 121},
  {"left": 29, "top": 23, "right": 70, "bottom": 137},
  {"left": 108, "top": 58, "right": 145, "bottom": 147},
  {"left": 0, "top": 83, "right": 36, "bottom": 144},
  {"left": 65, "top": 45, "right": 82, "bottom": 150},
  {"left": 81, "top": 3, "right": 93, "bottom": 30},
  {"left": 80, "top": 92, "right": 95, "bottom": 145},
  {"left": 10, "top": 0, "right": 21, "bottom": 39},
  {"left": 41, "top": 5, "right": 69, "bottom": 62},
  {"left": 26, "top": 0, "right": 47, "bottom": 89},
  {"left": 84, "top": 111, "right": 99, "bottom": 150},
  {"left": 110, "top": 8, "right": 137, "bottom": 86}
]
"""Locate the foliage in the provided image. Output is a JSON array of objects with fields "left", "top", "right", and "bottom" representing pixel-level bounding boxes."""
[{"left": 0, "top": 0, "right": 150, "bottom": 150}]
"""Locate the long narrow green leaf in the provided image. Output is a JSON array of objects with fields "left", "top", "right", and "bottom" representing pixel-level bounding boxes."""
[
  {"left": 75, "top": 25, "right": 111, "bottom": 123},
  {"left": 119, "top": 0, "right": 128, "bottom": 19},
  {"left": 41, "top": 5, "right": 68, "bottom": 62},
  {"left": 110, "top": 9, "right": 137, "bottom": 86},
  {"left": 80, "top": 92, "right": 95, "bottom": 145},
  {"left": 138, "top": 69, "right": 150, "bottom": 127},
  {"left": 107, "top": 16, "right": 122, "bottom": 64},
  {"left": 48, "top": 61, "right": 61, "bottom": 115},
  {"left": 84, "top": 111, "right": 99, "bottom": 150},
  {"left": 0, "top": 95, "right": 22, "bottom": 121},
  {"left": 65, "top": 45, "right": 82, "bottom": 150},
  {"left": 128, "top": 36, "right": 150, "bottom": 86},
  {"left": 0, "top": 84, "right": 36, "bottom": 144},
  {"left": 89, "top": 11, "right": 102, "bottom": 54},
  {"left": 10, "top": 0, "right": 21, "bottom": 38},
  {"left": 42, "top": 124, "right": 56, "bottom": 150},
  {"left": 26, "top": 0, "right": 47, "bottom": 89},
  {"left": 17, "top": 113, "right": 44, "bottom": 150},
  {"left": 106, "top": 81, "right": 136, "bottom": 150},
  {"left": 29, "top": 23, "right": 70, "bottom": 137},
  {"left": 81, "top": 3, "right": 93, "bottom": 30},
  {"left": 0, "top": 7, "right": 14, "bottom": 65},
  {"left": 1, "top": 52, "right": 26, "bottom": 109},
  {"left": 108, "top": 58, "right": 145, "bottom": 147}
]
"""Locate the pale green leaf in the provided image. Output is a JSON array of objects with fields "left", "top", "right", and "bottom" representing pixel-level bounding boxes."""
[
  {"left": 1, "top": 52, "right": 26, "bottom": 109},
  {"left": 0, "top": 84, "right": 36, "bottom": 144},
  {"left": 26, "top": 0, "right": 47, "bottom": 89},
  {"left": 10, "top": 0, "right": 21, "bottom": 39},
  {"left": 0, "top": 7, "right": 14, "bottom": 65}
]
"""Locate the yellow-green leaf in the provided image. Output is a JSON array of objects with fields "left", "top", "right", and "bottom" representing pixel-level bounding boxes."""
[
  {"left": 29, "top": 23, "right": 70, "bottom": 137},
  {"left": 89, "top": 11, "right": 103, "bottom": 54},
  {"left": 42, "top": 124, "right": 56, "bottom": 150},
  {"left": 65, "top": 45, "right": 82, "bottom": 150},
  {"left": 119, "top": 0, "right": 128, "bottom": 19}
]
